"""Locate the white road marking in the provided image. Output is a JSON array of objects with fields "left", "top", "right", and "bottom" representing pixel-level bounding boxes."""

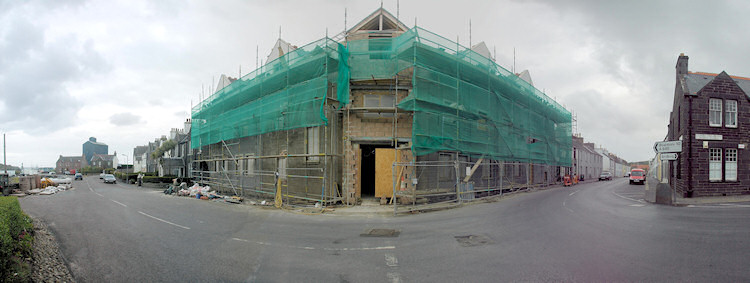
[
  {"left": 387, "top": 272, "right": 401, "bottom": 283},
  {"left": 138, "top": 211, "right": 190, "bottom": 230},
  {"left": 629, "top": 204, "right": 645, "bottom": 207},
  {"left": 385, "top": 253, "right": 400, "bottom": 282},
  {"left": 562, "top": 200, "right": 574, "bottom": 213},
  {"left": 568, "top": 190, "right": 580, "bottom": 196},
  {"left": 612, "top": 190, "right": 644, "bottom": 203},
  {"left": 231, "top": 237, "right": 395, "bottom": 251},
  {"left": 110, "top": 199, "right": 127, "bottom": 207},
  {"left": 385, "top": 253, "right": 398, "bottom": 267},
  {"left": 95, "top": 193, "right": 104, "bottom": 197}
]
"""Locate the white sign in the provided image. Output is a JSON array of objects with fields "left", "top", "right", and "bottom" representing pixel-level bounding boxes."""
[
  {"left": 654, "top": 140, "right": 682, "bottom": 153},
  {"left": 661, "top": 153, "right": 678, "bottom": 160},
  {"left": 695, "top": 134, "right": 723, "bottom": 141}
]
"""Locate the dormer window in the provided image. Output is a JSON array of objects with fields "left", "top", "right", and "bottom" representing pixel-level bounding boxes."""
[{"left": 709, "top": 98, "right": 722, "bottom": 127}]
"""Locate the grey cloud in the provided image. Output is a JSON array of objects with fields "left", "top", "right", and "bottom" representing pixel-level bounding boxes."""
[
  {"left": 109, "top": 112, "right": 143, "bottom": 126},
  {"left": 0, "top": 13, "right": 110, "bottom": 134}
]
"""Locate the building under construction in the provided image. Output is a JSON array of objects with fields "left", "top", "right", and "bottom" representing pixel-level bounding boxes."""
[{"left": 190, "top": 8, "right": 572, "bottom": 210}]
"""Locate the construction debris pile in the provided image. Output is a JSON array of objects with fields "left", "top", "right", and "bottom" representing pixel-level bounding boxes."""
[
  {"left": 28, "top": 185, "right": 71, "bottom": 195},
  {"left": 167, "top": 184, "right": 243, "bottom": 204},
  {"left": 4, "top": 176, "right": 72, "bottom": 197}
]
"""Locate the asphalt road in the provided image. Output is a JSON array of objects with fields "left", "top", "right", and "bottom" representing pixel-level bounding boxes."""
[{"left": 19, "top": 177, "right": 750, "bottom": 282}]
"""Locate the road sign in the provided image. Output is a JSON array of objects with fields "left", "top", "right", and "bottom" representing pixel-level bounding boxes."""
[
  {"left": 661, "top": 153, "right": 678, "bottom": 160},
  {"left": 654, "top": 140, "right": 682, "bottom": 153}
]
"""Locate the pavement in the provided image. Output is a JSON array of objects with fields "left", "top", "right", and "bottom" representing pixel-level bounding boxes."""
[{"left": 644, "top": 176, "right": 750, "bottom": 206}]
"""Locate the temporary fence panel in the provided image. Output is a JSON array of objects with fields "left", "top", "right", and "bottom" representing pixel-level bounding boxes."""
[{"left": 393, "top": 159, "right": 562, "bottom": 214}]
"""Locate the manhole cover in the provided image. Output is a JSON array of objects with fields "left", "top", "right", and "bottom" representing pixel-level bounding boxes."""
[
  {"left": 360, "top": 228, "right": 400, "bottom": 237},
  {"left": 455, "top": 234, "right": 494, "bottom": 247}
]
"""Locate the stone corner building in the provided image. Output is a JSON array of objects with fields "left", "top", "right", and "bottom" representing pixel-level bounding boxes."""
[
  {"left": 668, "top": 53, "right": 750, "bottom": 197},
  {"left": 189, "top": 8, "right": 572, "bottom": 206}
]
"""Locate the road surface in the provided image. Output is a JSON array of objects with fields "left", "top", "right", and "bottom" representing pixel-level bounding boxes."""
[{"left": 19, "top": 177, "right": 750, "bottom": 282}]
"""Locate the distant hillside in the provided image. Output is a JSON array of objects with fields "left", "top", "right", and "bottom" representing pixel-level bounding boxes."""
[
  {"left": 629, "top": 161, "right": 649, "bottom": 166},
  {"left": 0, "top": 164, "right": 21, "bottom": 171}
]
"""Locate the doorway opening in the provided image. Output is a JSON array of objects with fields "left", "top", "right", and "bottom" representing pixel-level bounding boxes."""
[{"left": 360, "top": 144, "right": 392, "bottom": 197}]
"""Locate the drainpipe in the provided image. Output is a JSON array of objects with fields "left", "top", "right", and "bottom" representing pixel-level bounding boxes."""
[{"left": 685, "top": 96, "right": 693, "bottom": 198}]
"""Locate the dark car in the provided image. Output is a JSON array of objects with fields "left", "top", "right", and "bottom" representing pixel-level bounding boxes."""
[
  {"left": 75, "top": 173, "right": 83, "bottom": 180},
  {"left": 598, "top": 172, "right": 612, "bottom": 181},
  {"left": 103, "top": 174, "right": 117, "bottom": 184}
]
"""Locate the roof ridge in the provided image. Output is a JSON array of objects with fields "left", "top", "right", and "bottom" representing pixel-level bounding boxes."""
[{"left": 688, "top": 71, "right": 750, "bottom": 81}]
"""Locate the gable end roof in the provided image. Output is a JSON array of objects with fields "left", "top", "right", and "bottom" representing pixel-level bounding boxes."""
[
  {"left": 347, "top": 7, "right": 409, "bottom": 35},
  {"left": 684, "top": 71, "right": 750, "bottom": 97}
]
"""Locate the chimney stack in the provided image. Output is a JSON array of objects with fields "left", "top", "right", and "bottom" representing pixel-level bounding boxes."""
[{"left": 676, "top": 53, "right": 689, "bottom": 76}]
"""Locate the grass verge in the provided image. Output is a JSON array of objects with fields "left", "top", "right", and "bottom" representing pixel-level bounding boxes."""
[{"left": 1, "top": 196, "right": 34, "bottom": 282}]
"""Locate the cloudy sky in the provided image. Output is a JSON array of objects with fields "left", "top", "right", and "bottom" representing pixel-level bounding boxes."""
[{"left": 1, "top": 0, "right": 748, "bottom": 168}]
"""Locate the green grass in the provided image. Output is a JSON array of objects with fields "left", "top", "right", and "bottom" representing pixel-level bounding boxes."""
[{"left": 0, "top": 196, "right": 34, "bottom": 282}]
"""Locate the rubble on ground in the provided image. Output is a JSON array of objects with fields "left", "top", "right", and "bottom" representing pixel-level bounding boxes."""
[
  {"left": 10, "top": 184, "right": 73, "bottom": 197},
  {"left": 167, "top": 183, "right": 247, "bottom": 205},
  {"left": 29, "top": 216, "right": 75, "bottom": 282}
]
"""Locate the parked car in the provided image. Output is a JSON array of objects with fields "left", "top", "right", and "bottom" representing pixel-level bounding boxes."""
[
  {"left": 75, "top": 173, "right": 83, "bottom": 180},
  {"left": 599, "top": 172, "right": 612, "bottom": 181},
  {"left": 629, "top": 169, "right": 646, "bottom": 185},
  {"left": 103, "top": 174, "right": 117, "bottom": 184}
]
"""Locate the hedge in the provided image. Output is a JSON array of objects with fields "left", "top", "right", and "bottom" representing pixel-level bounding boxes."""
[
  {"left": 0, "top": 196, "right": 34, "bottom": 281},
  {"left": 142, "top": 176, "right": 178, "bottom": 183}
]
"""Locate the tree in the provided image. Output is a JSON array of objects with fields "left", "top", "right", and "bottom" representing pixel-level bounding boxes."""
[{"left": 151, "top": 140, "right": 177, "bottom": 163}]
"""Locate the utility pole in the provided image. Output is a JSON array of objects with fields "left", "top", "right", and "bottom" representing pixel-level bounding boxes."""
[{"left": 4, "top": 133, "right": 6, "bottom": 175}]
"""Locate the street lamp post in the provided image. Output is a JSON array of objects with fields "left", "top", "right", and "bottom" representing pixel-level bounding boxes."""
[{"left": 120, "top": 153, "right": 129, "bottom": 174}]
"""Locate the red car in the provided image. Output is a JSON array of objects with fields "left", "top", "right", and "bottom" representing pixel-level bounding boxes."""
[{"left": 629, "top": 169, "right": 646, "bottom": 185}]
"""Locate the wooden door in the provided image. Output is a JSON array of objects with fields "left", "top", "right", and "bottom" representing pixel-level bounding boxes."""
[
  {"left": 355, "top": 147, "right": 362, "bottom": 199},
  {"left": 375, "top": 148, "right": 398, "bottom": 198}
]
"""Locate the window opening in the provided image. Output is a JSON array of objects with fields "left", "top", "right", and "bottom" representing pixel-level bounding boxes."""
[
  {"left": 709, "top": 148, "right": 722, "bottom": 181},
  {"left": 709, "top": 98, "right": 722, "bottom": 127},
  {"left": 725, "top": 148, "right": 737, "bottom": 181},
  {"left": 725, "top": 100, "right": 737, "bottom": 128}
]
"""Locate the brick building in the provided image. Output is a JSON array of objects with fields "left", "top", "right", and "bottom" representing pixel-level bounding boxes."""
[
  {"left": 90, "top": 153, "right": 118, "bottom": 170},
  {"left": 56, "top": 155, "right": 87, "bottom": 174},
  {"left": 667, "top": 54, "right": 750, "bottom": 197}
]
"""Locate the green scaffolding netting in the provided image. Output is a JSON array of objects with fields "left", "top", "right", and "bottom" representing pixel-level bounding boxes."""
[
  {"left": 192, "top": 26, "right": 571, "bottom": 167},
  {"left": 191, "top": 38, "right": 349, "bottom": 148},
  {"left": 348, "top": 27, "right": 571, "bottom": 166}
]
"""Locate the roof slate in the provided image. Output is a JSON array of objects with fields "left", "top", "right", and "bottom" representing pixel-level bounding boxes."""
[{"left": 684, "top": 72, "right": 750, "bottom": 97}]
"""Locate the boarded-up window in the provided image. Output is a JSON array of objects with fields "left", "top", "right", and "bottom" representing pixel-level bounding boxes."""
[
  {"left": 363, "top": 94, "right": 395, "bottom": 118},
  {"left": 307, "top": 127, "right": 320, "bottom": 163}
]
